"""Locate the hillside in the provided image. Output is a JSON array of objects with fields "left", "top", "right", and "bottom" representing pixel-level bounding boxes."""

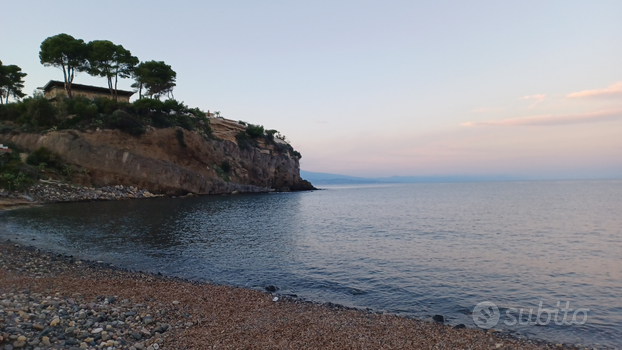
[{"left": 0, "top": 118, "right": 314, "bottom": 195}]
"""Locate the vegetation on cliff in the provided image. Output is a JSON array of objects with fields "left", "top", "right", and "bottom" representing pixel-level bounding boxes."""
[
  {"left": 0, "top": 95, "right": 212, "bottom": 138},
  {"left": 0, "top": 33, "right": 311, "bottom": 194}
]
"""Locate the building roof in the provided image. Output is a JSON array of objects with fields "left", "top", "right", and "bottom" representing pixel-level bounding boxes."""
[{"left": 41, "top": 80, "right": 134, "bottom": 97}]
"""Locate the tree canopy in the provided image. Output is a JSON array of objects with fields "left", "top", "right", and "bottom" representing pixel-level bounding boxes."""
[
  {"left": 132, "top": 61, "right": 177, "bottom": 99},
  {"left": 39, "top": 33, "right": 89, "bottom": 99},
  {"left": 0, "top": 60, "right": 27, "bottom": 104},
  {"left": 87, "top": 40, "right": 139, "bottom": 101}
]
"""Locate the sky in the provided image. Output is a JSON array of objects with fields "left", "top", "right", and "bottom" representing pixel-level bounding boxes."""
[{"left": 2, "top": 0, "right": 621, "bottom": 179}]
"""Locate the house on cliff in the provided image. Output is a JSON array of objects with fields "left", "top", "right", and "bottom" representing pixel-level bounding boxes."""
[{"left": 40, "top": 80, "right": 134, "bottom": 102}]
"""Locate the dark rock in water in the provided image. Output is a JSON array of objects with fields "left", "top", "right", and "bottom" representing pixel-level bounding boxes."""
[
  {"left": 265, "top": 285, "right": 279, "bottom": 292},
  {"left": 453, "top": 324, "right": 466, "bottom": 329},
  {"left": 432, "top": 315, "right": 445, "bottom": 323}
]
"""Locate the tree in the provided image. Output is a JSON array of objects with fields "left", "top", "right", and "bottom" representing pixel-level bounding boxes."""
[
  {"left": 87, "top": 40, "right": 138, "bottom": 101},
  {"left": 39, "top": 34, "right": 88, "bottom": 99},
  {"left": 0, "top": 61, "right": 27, "bottom": 104},
  {"left": 132, "top": 61, "right": 176, "bottom": 99}
]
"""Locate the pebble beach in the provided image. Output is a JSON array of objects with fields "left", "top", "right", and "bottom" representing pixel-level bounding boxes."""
[{"left": 0, "top": 242, "right": 588, "bottom": 350}]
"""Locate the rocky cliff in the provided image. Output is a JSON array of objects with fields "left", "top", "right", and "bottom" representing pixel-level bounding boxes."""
[{"left": 0, "top": 118, "right": 314, "bottom": 195}]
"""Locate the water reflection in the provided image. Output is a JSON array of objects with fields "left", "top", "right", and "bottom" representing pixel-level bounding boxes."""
[{"left": 1, "top": 181, "right": 621, "bottom": 347}]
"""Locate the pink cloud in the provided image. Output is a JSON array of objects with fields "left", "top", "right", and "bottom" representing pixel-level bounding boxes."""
[
  {"left": 521, "top": 94, "right": 546, "bottom": 101},
  {"left": 567, "top": 82, "right": 622, "bottom": 99},
  {"left": 462, "top": 109, "right": 622, "bottom": 127}
]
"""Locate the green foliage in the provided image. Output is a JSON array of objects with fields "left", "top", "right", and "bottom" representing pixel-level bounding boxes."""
[
  {"left": 265, "top": 129, "right": 278, "bottom": 142},
  {"left": 26, "top": 147, "right": 62, "bottom": 169},
  {"left": 274, "top": 141, "right": 302, "bottom": 159},
  {"left": 212, "top": 165, "right": 230, "bottom": 182},
  {"left": 39, "top": 33, "right": 89, "bottom": 98},
  {"left": 61, "top": 164, "right": 72, "bottom": 176},
  {"left": 23, "top": 95, "right": 57, "bottom": 128},
  {"left": 176, "top": 129, "right": 187, "bottom": 148},
  {"left": 0, "top": 102, "right": 23, "bottom": 121},
  {"left": 235, "top": 131, "right": 253, "bottom": 150},
  {"left": 0, "top": 61, "right": 27, "bottom": 104},
  {"left": 132, "top": 61, "right": 176, "bottom": 99},
  {"left": 0, "top": 145, "right": 38, "bottom": 191},
  {"left": 87, "top": 40, "right": 139, "bottom": 100},
  {"left": 245, "top": 124, "right": 264, "bottom": 138},
  {"left": 0, "top": 171, "right": 31, "bottom": 191},
  {"left": 105, "top": 110, "right": 146, "bottom": 135}
]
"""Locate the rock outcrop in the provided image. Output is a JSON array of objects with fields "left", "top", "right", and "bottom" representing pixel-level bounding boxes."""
[{"left": 0, "top": 119, "right": 315, "bottom": 195}]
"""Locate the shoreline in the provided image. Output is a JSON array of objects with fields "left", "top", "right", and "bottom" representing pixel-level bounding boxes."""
[
  {"left": 0, "top": 242, "right": 587, "bottom": 350},
  {"left": 0, "top": 179, "right": 318, "bottom": 212}
]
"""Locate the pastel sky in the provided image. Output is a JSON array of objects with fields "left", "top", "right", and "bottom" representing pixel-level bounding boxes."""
[{"left": 2, "top": 1, "right": 621, "bottom": 179}]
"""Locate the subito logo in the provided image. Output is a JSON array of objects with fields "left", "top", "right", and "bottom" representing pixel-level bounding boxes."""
[{"left": 473, "top": 301, "right": 500, "bottom": 329}]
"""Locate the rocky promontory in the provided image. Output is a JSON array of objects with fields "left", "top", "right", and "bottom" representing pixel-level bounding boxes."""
[{"left": 0, "top": 118, "right": 314, "bottom": 197}]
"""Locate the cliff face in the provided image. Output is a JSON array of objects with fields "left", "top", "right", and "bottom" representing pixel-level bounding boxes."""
[{"left": 0, "top": 119, "right": 314, "bottom": 195}]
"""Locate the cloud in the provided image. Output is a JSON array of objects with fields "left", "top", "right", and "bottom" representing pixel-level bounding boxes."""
[
  {"left": 522, "top": 94, "right": 546, "bottom": 101},
  {"left": 567, "top": 82, "right": 622, "bottom": 99},
  {"left": 462, "top": 109, "right": 622, "bottom": 127}
]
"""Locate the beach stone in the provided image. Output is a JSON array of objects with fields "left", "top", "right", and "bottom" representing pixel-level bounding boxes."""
[
  {"left": 134, "top": 342, "right": 145, "bottom": 350},
  {"left": 32, "top": 323, "right": 44, "bottom": 331},
  {"left": 432, "top": 315, "right": 445, "bottom": 323},
  {"left": 453, "top": 324, "right": 466, "bottom": 329},
  {"left": 265, "top": 285, "right": 279, "bottom": 292},
  {"left": 91, "top": 328, "right": 103, "bottom": 334},
  {"left": 41, "top": 336, "right": 51, "bottom": 346},
  {"left": 4, "top": 345, "right": 14, "bottom": 350}
]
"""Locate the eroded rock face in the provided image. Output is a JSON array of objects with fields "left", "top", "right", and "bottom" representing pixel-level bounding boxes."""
[{"left": 0, "top": 126, "right": 315, "bottom": 195}]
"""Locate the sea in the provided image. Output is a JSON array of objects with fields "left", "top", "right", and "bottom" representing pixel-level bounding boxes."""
[{"left": 1, "top": 180, "right": 621, "bottom": 347}]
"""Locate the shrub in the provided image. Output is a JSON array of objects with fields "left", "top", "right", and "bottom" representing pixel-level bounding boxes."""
[
  {"left": 235, "top": 131, "right": 252, "bottom": 150},
  {"left": 245, "top": 124, "right": 264, "bottom": 138},
  {"left": 106, "top": 110, "right": 146, "bottom": 136},
  {"left": 150, "top": 113, "right": 175, "bottom": 128},
  {"left": 212, "top": 165, "right": 230, "bottom": 182},
  {"left": 0, "top": 103, "right": 22, "bottom": 122},
  {"left": 265, "top": 129, "right": 278, "bottom": 143},
  {"left": 25, "top": 96, "right": 57, "bottom": 128},
  {"left": 132, "top": 98, "right": 165, "bottom": 114},
  {"left": 176, "top": 114, "right": 194, "bottom": 131},
  {"left": 26, "top": 147, "right": 62, "bottom": 169}
]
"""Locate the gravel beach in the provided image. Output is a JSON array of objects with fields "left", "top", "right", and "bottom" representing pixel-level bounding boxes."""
[{"left": 0, "top": 242, "right": 586, "bottom": 350}]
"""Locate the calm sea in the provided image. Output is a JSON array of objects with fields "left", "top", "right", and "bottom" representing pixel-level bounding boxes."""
[{"left": 1, "top": 181, "right": 621, "bottom": 347}]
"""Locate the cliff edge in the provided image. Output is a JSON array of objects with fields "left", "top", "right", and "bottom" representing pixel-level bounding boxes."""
[{"left": 0, "top": 118, "right": 315, "bottom": 195}]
